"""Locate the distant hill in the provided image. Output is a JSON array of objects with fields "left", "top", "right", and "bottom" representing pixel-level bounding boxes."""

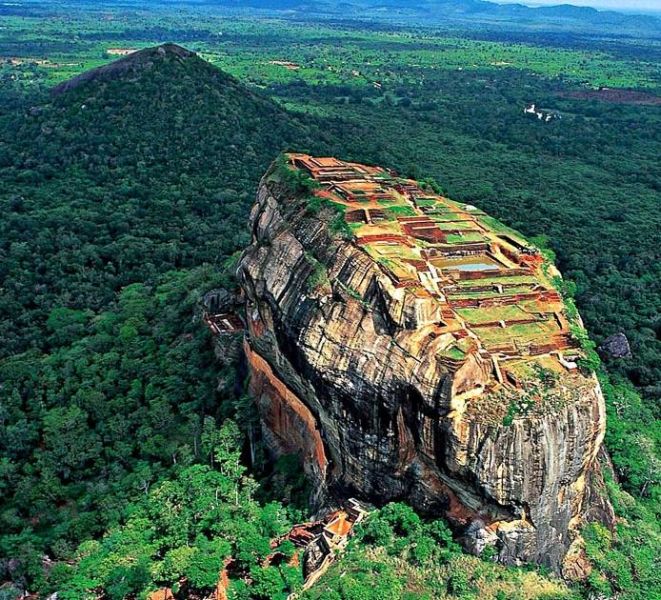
[{"left": 0, "top": 43, "right": 334, "bottom": 358}]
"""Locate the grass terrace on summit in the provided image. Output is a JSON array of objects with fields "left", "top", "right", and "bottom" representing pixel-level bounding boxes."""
[{"left": 285, "top": 153, "right": 590, "bottom": 419}]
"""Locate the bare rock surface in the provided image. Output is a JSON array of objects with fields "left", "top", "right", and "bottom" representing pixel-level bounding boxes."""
[{"left": 599, "top": 332, "right": 632, "bottom": 359}]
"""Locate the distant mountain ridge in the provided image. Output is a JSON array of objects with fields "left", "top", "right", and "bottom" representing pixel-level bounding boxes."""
[{"left": 203, "top": 0, "right": 661, "bottom": 35}]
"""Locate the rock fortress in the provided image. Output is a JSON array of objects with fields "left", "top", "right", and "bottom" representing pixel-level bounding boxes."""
[{"left": 236, "top": 153, "right": 614, "bottom": 575}]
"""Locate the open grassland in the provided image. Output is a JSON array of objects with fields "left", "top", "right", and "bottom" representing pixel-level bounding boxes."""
[{"left": 1, "top": 7, "right": 660, "bottom": 91}]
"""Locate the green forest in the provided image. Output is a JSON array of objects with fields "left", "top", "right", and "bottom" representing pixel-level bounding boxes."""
[{"left": 0, "top": 2, "right": 659, "bottom": 599}]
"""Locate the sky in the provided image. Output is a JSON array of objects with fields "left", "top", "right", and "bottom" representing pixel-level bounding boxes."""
[{"left": 494, "top": 0, "right": 661, "bottom": 12}]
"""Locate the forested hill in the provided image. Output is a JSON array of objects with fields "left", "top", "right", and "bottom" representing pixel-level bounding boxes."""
[
  {"left": 0, "top": 44, "right": 336, "bottom": 589},
  {"left": 50, "top": 43, "right": 198, "bottom": 94},
  {"left": 0, "top": 43, "right": 334, "bottom": 358}
]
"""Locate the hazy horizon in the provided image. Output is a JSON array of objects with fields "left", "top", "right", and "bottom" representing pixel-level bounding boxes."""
[{"left": 493, "top": 0, "right": 661, "bottom": 13}]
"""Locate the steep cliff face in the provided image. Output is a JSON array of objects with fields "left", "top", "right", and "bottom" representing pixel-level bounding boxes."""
[{"left": 238, "top": 155, "right": 613, "bottom": 572}]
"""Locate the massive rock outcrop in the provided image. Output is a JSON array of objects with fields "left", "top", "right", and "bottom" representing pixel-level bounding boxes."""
[{"left": 238, "top": 154, "right": 613, "bottom": 573}]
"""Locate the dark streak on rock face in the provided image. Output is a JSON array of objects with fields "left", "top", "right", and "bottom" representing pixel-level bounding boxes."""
[{"left": 237, "top": 163, "right": 614, "bottom": 574}]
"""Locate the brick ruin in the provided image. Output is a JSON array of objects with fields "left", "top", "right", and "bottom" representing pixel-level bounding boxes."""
[
  {"left": 273, "top": 499, "right": 368, "bottom": 594},
  {"left": 287, "top": 153, "right": 582, "bottom": 393}
]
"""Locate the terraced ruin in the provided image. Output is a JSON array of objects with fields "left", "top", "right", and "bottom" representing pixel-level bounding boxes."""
[{"left": 288, "top": 153, "right": 581, "bottom": 406}]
